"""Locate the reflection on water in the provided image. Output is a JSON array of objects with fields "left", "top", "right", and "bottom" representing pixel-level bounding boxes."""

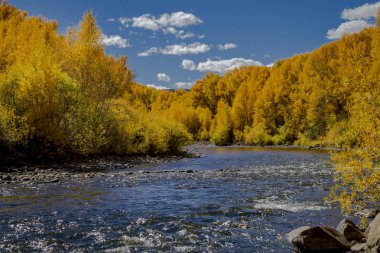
[{"left": 0, "top": 147, "right": 343, "bottom": 252}]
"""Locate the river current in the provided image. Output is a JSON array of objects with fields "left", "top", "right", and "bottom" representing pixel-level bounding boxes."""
[{"left": 0, "top": 146, "right": 345, "bottom": 252}]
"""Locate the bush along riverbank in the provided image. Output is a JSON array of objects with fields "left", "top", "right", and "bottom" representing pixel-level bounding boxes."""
[
  {"left": 0, "top": 4, "right": 192, "bottom": 166},
  {"left": 288, "top": 210, "right": 380, "bottom": 252}
]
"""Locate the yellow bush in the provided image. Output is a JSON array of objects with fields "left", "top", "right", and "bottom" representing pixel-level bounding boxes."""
[
  {"left": 109, "top": 99, "right": 191, "bottom": 155},
  {"left": 211, "top": 101, "right": 232, "bottom": 146},
  {"left": 328, "top": 92, "right": 380, "bottom": 214},
  {"left": 244, "top": 124, "right": 272, "bottom": 146}
]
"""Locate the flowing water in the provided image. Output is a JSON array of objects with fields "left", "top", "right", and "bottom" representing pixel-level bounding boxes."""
[{"left": 0, "top": 146, "right": 345, "bottom": 252}]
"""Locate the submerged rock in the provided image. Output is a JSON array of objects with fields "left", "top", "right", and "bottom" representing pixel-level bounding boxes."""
[
  {"left": 291, "top": 226, "right": 352, "bottom": 252},
  {"left": 336, "top": 219, "right": 365, "bottom": 242}
]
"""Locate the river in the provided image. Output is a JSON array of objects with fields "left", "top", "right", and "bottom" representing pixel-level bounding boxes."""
[{"left": 0, "top": 146, "right": 345, "bottom": 252}]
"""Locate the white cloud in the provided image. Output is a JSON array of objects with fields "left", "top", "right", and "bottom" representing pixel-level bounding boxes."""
[
  {"left": 342, "top": 2, "right": 380, "bottom": 21},
  {"left": 137, "top": 47, "right": 158, "bottom": 57},
  {"left": 130, "top": 14, "right": 161, "bottom": 30},
  {"left": 117, "top": 12, "right": 203, "bottom": 39},
  {"left": 107, "top": 18, "right": 116, "bottom": 22},
  {"left": 138, "top": 42, "right": 210, "bottom": 57},
  {"left": 163, "top": 27, "right": 204, "bottom": 40},
  {"left": 326, "top": 20, "right": 374, "bottom": 39},
  {"left": 181, "top": 58, "right": 262, "bottom": 73},
  {"left": 157, "top": 12, "right": 203, "bottom": 27},
  {"left": 119, "top": 12, "right": 202, "bottom": 30},
  {"left": 160, "top": 42, "right": 210, "bottom": 55},
  {"left": 218, "top": 43, "right": 238, "bottom": 51},
  {"left": 175, "top": 81, "right": 193, "bottom": 89},
  {"left": 119, "top": 17, "right": 130, "bottom": 27},
  {"left": 164, "top": 27, "right": 178, "bottom": 35},
  {"left": 157, "top": 73, "right": 171, "bottom": 82},
  {"left": 147, "top": 84, "right": 170, "bottom": 90},
  {"left": 101, "top": 34, "right": 130, "bottom": 48},
  {"left": 181, "top": 59, "right": 196, "bottom": 70}
]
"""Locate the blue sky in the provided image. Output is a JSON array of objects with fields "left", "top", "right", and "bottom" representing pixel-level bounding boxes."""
[{"left": 11, "top": 0, "right": 380, "bottom": 89}]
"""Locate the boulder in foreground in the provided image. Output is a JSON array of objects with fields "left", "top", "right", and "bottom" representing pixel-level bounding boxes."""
[{"left": 291, "top": 226, "right": 352, "bottom": 252}]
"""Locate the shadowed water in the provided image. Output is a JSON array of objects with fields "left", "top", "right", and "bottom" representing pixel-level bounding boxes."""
[{"left": 0, "top": 147, "right": 345, "bottom": 252}]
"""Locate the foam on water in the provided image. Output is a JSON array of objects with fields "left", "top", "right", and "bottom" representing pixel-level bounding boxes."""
[{"left": 254, "top": 201, "right": 327, "bottom": 212}]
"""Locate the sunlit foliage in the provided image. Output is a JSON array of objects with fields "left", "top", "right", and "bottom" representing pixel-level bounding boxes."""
[
  {"left": 327, "top": 11, "right": 380, "bottom": 214},
  {"left": 0, "top": 3, "right": 190, "bottom": 160}
]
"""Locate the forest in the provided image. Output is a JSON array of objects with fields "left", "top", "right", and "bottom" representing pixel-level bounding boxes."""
[{"left": 0, "top": 3, "right": 379, "bottom": 213}]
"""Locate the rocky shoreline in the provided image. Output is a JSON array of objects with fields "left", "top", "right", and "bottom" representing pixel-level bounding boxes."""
[
  {"left": 189, "top": 141, "right": 342, "bottom": 151},
  {"left": 288, "top": 210, "right": 380, "bottom": 252},
  {"left": 0, "top": 152, "right": 202, "bottom": 185}
]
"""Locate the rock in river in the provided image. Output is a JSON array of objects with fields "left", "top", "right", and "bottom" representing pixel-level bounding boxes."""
[{"left": 290, "top": 226, "right": 352, "bottom": 252}]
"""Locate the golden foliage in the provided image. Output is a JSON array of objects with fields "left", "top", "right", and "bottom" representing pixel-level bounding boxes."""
[{"left": 0, "top": 4, "right": 188, "bottom": 158}]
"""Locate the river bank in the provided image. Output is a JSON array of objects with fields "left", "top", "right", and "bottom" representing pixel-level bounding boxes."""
[
  {"left": 0, "top": 142, "right": 336, "bottom": 185},
  {"left": 0, "top": 151, "right": 203, "bottom": 185},
  {"left": 188, "top": 141, "right": 342, "bottom": 151}
]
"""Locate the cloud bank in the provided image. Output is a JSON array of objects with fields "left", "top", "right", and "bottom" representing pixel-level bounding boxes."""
[
  {"left": 327, "top": 20, "right": 374, "bottom": 39},
  {"left": 327, "top": 2, "right": 379, "bottom": 40},
  {"left": 342, "top": 2, "right": 380, "bottom": 20}
]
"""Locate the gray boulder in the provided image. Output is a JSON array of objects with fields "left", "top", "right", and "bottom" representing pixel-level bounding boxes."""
[
  {"left": 336, "top": 219, "right": 366, "bottom": 242},
  {"left": 366, "top": 212, "right": 380, "bottom": 251},
  {"left": 291, "top": 226, "right": 352, "bottom": 252}
]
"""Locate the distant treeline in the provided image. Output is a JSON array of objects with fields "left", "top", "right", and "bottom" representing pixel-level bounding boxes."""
[{"left": 143, "top": 26, "right": 378, "bottom": 148}]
